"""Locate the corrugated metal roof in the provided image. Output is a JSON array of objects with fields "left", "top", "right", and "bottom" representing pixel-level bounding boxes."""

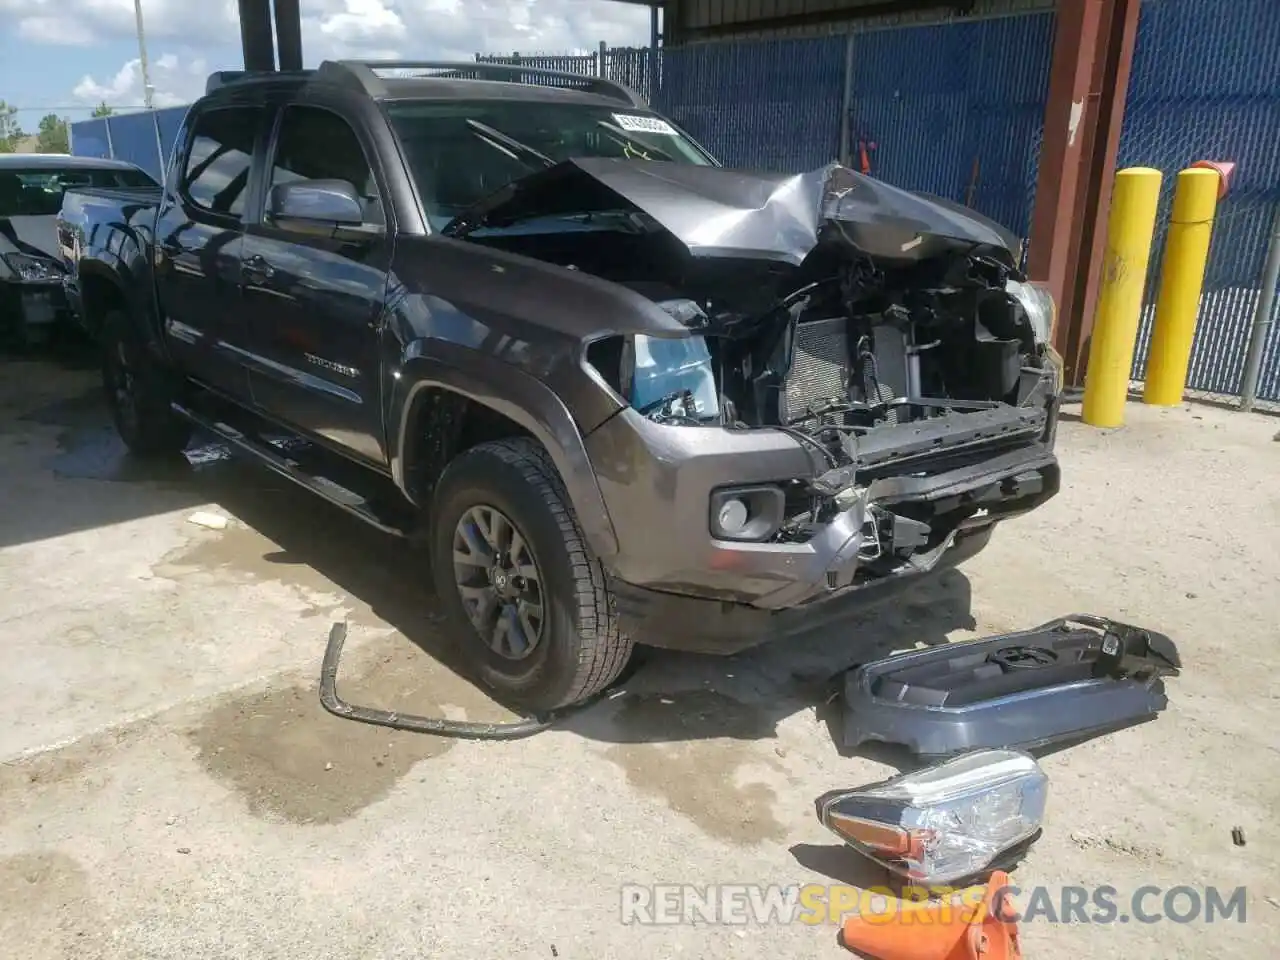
[{"left": 662, "top": 0, "right": 1054, "bottom": 43}]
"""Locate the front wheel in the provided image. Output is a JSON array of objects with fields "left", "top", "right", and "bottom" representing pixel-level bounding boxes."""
[
  {"left": 430, "top": 437, "right": 633, "bottom": 712},
  {"left": 102, "top": 309, "right": 192, "bottom": 457}
]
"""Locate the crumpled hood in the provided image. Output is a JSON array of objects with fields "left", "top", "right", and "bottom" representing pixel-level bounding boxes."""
[
  {"left": 450, "top": 158, "right": 1020, "bottom": 267},
  {"left": 0, "top": 215, "right": 60, "bottom": 261}
]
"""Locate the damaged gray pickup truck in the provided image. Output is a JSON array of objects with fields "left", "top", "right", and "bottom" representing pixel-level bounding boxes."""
[{"left": 59, "top": 61, "right": 1062, "bottom": 711}]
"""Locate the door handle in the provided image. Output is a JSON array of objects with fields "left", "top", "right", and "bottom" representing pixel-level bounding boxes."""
[{"left": 243, "top": 254, "right": 276, "bottom": 281}]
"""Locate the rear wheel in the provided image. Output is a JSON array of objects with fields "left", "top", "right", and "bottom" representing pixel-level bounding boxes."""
[
  {"left": 102, "top": 309, "right": 191, "bottom": 456},
  {"left": 431, "top": 437, "right": 633, "bottom": 712}
]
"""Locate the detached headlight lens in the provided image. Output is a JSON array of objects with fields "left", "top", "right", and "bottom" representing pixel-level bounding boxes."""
[
  {"left": 1006, "top": 279, "right": 1056, "bottom": 345},
  {"left": 2, "top": 252, "right": 62, "bottom": 283},
  {"left": 816, "top": 749, "right": 1048, "bottom": 886}
]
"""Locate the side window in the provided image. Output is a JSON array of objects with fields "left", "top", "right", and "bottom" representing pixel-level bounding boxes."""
[
  {"left": 267, "top": 105, "right": 384, "bottom": 226},
  {"left": 182, "top": 106, "right": 261, "bottom": 217}
]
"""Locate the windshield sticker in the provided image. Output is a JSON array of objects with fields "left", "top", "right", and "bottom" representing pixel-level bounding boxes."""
[{"left": 612, "top": 113, "right": 679, "bottom": 136}]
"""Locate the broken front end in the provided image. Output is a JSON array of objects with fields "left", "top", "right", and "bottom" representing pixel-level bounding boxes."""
[{"left": 458, "top": 160, "right": 1063, "bottom": 651}]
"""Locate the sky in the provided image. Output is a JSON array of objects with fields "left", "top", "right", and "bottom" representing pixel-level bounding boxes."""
[{"left": 0, "top": 0, "right": 653, "bottom": 127}]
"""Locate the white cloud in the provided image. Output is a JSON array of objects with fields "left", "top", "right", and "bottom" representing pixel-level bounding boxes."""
[
  {"left": 17, "top": 15, "right": 96, "bottom": 45},
  {"left": 5, "top": 0, "right": 652, "bottom": 107},
  {"left": 72, "top": 52, "right": 211, "bottom": 108},
  {"left": 3, "top": 0, "right": 241, "bottom": 47}
]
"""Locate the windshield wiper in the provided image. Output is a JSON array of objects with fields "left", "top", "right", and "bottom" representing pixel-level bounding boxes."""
[
  {"left": 447, "top": 208, "right": 648, "bottom": 240},
  {"left": 465, "top": 119, "right": 555, "bottom": 169},
  {"left": 596, "top": 120, "right": 677, "bottom": 163}
]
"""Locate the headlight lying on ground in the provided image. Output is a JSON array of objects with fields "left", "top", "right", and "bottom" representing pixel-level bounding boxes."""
[
  {"left": 2, "top": 252, "right": 62, "bottom": 283},
  {"left": 815, "top": 749, "right": 1048, "bottom": 887},
  {"left": 1006, "top": 279, "right": 1056, "bottom": 345}
]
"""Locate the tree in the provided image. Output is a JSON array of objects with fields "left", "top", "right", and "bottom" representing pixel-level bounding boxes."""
[
  {"left": 91, "top": 102, "right": 114, "bottom": 118},
  {"left": 36, "top": 113, "right": 69, "bottom": 154},
  {"left": 0, "top": 101, "right": 23, "bottom": 152}
]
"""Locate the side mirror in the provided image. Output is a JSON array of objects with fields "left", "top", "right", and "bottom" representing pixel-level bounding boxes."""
[{"left": 266, "top": 179, "right": 381, "bottom": 239}]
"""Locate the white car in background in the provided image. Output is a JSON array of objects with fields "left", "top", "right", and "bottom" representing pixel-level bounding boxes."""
[{"left": 1, "top": 154, "right": 156, "bottom": 347}]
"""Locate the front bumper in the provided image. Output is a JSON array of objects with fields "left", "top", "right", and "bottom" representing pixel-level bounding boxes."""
[
  {"left": 841, "top": 615, "right": 1181, "bottom": 757},
  {"left": 609, "top": 523, "right": 996, "bottom": 654},
  {"left": 585, "top": 405, "right": 1060, "bottom": 616},
  {"left": 1, "top": 278, "right": 71, "bottom": 335}
]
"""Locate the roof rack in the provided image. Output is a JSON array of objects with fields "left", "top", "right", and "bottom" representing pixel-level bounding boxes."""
[
  {"left": 205, "top": 69, "right": 314, "bottom": 95},
  {"left": 315, "top": 59, "right": 648, "bottom": 108}
]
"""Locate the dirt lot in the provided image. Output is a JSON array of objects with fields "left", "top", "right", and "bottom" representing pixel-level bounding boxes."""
[{"left": 1, "top": 349, "right": 1277, "bottom": 959}]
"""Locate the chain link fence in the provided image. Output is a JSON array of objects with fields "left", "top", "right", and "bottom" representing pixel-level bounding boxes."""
[
  {"left": 1120, "top": 0, "right": 1280, "bottom": 404},
  {"left": 475, "top": 47, "right": 657, "bottom": 103}
]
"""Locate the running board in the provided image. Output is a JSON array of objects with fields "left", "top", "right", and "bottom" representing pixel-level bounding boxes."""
[{"left": 171, "top": 401, "right": 410, "bottom": 537}]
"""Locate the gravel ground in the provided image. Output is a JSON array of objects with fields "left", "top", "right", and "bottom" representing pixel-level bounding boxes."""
[{"left": 1, "top": 352, "right": 1277, "bottom": 959}]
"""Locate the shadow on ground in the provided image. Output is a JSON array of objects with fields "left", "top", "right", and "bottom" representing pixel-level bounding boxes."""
[
  {"left": 4, "top": 347, "right": 980, "bottom": 754},
  {"left": 0, "top": 343, "right": 219, "bottom": 550}
]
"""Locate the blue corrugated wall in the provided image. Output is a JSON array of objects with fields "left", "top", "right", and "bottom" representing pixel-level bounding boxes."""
[
  {"left": 655, "top": 35, "right": 849, "bottom": 173},
  {"left": 69, "top": 106, "right": 187, "bottom": 183},
  {"left": 650, "top": 13, "right": 1054, "bottom": 246},
  {"left": 841, "top": 13, "right": 1054, "bottom": 241}
]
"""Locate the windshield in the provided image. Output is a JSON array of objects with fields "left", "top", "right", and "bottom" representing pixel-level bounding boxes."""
[
  {"left": 385, "top": 100, "right": 713, "bottom": 230},
  {"left": 0, "top": 165, "right": 157, "bottom": 217}
]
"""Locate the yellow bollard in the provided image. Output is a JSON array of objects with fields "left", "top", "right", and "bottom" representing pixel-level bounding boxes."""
[
  {"left": 1143, "top": 167, "right": 1222, "bottom": 405},
  {"left": 1082, "top": 167, "right": 1163, "bottom": 428}
]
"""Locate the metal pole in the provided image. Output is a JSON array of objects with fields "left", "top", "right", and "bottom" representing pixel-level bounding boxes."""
[
  {"left": 1240, "top": 202, "right": 1280, "bottom": 411},
  {"left": 274, "top": 0, "right": 304, "bottom": 72},
  {"left": 104, "top": 116, "right": 115, "bottom": 159},
  {"left": 237, "top": 0, "right": 276, "bottom": 72},
  {"left": 598, "top": 40, "right": 607, "bottom": 78},
  {"left": 839, "top": 32, "right": 855, "bottom": 167},
  {"left": 133, "top": 0, "right": 155, "bottom": 110},
  {"left": 647, "top": 5, "right": 662, "bottom": 103},
  {"left": 151, "top": 110, "right": 166, "bottom": 185}
]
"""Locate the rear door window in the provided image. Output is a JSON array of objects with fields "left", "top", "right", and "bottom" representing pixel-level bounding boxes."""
[{"left": 182, "top": 106, "right": 263, "bottom": 217}]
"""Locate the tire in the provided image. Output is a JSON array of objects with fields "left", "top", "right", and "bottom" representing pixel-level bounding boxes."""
[
  {"left": 101, "top": 308, "right": 192, "bottom": 456},
  {"left": 431, "top": 437, "right": 633, "bottom": 711}
]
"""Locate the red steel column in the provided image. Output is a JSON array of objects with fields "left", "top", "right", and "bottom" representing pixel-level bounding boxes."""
[
  {"left": 1063, "top": 0, "right": 1144, "bottom": 384},
  {"left": 1027, "top": 0, "right": 1107, "bottom": 374}
]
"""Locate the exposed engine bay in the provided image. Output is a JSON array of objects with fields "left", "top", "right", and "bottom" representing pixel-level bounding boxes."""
[
  {"left": 452, "top": 158, "right": 1062, "bottom": 560},
  {"left": 617, "top": 248, "right": 1059, "bottom": 550}
]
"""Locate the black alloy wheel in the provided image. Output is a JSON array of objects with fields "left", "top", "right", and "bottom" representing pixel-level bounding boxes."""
[{"left": 452, "top": 504, "right": 546, "bottom": 661}]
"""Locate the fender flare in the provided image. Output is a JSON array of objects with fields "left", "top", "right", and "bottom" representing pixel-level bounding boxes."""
[
  {"left": 391, "top": 346, "right": 620, "bottom": 560},
  {"left": 76, "top": 253, "right": 157, "bottom": 347}
]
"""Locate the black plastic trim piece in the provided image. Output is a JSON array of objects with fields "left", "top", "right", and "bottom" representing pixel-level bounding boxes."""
[{"left": 841, "top": 615, "right": 1180, "bottom": 758}]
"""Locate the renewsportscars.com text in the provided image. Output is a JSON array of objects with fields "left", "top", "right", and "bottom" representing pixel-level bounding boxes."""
[{"left": 620, "top": 883, "right": 1248, "bottom": 926}]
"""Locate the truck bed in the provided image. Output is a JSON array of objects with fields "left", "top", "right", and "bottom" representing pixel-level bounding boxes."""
[{"left": 57, "top": 185, "right": 165, "bottom": 332}]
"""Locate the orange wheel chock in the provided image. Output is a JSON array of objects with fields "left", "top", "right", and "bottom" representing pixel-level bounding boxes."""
[{"left": 839, "top": 870, "right": 1022, "bottom": 960}]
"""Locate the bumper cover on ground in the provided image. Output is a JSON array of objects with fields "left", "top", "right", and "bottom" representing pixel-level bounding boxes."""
[{"left": 841, "top": 615, "right": 1180, "bottom": 758}]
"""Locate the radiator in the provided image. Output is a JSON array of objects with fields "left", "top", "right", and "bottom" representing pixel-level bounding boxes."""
[{"left": 782, "top": 317, "right": 849, "bottom": 423}]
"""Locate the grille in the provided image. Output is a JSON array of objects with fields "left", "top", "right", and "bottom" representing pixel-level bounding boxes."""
[{"left": 782, "top": 318, "right": 849, "bottom": 423}]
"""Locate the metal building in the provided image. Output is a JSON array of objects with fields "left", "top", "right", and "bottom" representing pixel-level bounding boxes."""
[{"left": 638, "top": 0, "right": 1052, "bottom": 43}]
